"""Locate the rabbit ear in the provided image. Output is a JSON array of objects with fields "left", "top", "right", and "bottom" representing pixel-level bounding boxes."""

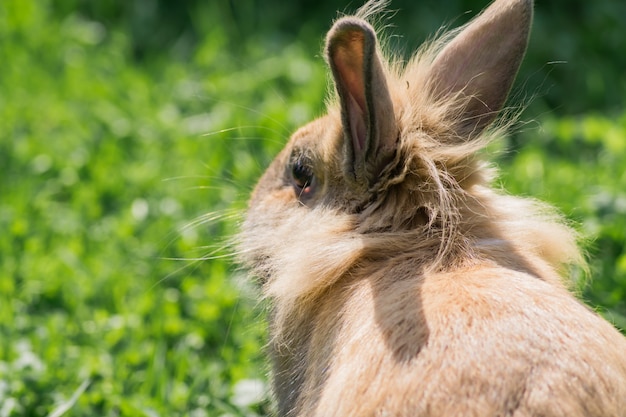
[
  {"left": 326, "top": 18, "right": 397, "bottom": 185},
  {"left": 428, "top": 0, "right": 533, "bottom": 136}
]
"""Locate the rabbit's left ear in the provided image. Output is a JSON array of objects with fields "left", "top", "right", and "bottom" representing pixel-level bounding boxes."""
[{"left": 326, "top": 18, "right": 397, "bottom": 186}]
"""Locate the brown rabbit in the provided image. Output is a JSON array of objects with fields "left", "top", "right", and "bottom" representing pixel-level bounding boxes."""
[{"left": 237, "top": 0, "right": 626, "bottom": 415}]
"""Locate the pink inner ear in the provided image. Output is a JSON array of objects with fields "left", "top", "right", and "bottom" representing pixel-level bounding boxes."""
[
  {"left": 332, "top": 38, "right": 368, "bottom": 153},
  {"left": 348, "top": 93, "right": 366, "bottom": 152},
  {"left": 334, "top": 50, "right": 366, "bottom": 110}
]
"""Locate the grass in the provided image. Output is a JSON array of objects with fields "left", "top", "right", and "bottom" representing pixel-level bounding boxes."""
[{"left": 1, "top": 0, "right": 624, "bottom": 415}]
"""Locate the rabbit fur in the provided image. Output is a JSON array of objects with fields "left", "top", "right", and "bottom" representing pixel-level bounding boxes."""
[{"left": 237, "top": 0, "right": 626, "bottom": 415}]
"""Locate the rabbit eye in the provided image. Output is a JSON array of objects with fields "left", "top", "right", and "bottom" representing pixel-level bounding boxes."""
[{"left": 291, "top": 160, "right": 314, "bottom": 195}]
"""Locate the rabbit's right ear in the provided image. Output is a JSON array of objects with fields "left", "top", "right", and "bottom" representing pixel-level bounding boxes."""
[
  {"left": 326, "top": 18, "right": 398, "bottom": 187},
  {"left": 427, "top": 0, "right": 533, "bottom": 137}
]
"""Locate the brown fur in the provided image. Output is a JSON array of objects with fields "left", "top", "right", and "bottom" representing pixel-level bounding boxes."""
[{"left": 237, "top": 0, "right": 626, "bottom": 415}]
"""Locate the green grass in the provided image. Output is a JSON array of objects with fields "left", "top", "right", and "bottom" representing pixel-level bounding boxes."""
[
  {"left": 1, "top": 0, "right": 624, "bottom": 415},
  {"left": 0, "top": 2, "right": 326, "bottom": 415}
]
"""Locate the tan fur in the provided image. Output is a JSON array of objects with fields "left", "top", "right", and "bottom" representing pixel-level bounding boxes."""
[{"left": 237, "top": 0, "right": 626, "bottom": 415}]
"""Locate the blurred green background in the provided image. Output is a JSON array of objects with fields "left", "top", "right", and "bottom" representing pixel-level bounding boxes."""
[{"left": 1, "top": 0, "right": 624, "bottom": 415}]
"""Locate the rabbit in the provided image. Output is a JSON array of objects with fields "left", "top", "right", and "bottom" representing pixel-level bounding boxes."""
[{"left": 237, "top": 0, "right": 626, "bottom": 415}]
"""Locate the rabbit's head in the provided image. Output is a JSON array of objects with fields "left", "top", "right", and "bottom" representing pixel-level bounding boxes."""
[{"left": 238, "top": 0, "right": 536, "bottom": 310}]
